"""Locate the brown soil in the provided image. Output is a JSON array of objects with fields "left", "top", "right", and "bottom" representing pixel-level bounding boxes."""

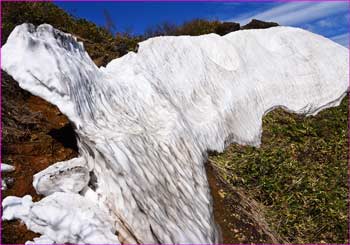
[
  {"left": 206, "top": 162, "right": 284, "bottom": 244},
  {"left": 1, "top": 72, "right": 78, "bottom": 244}
]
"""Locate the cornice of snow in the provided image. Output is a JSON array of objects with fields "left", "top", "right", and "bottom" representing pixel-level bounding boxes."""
[{"left": 1, "top": 23, "right": 348, "bottom": 244}]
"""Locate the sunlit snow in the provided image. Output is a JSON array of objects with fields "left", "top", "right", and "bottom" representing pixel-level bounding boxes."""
[{"left": 2, "top": 23, "right": 348, "bottom": 244}]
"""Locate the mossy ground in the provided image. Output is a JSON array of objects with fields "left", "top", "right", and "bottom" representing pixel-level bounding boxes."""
[{"left": 209, "top": 95, "right": 348, "bottom": 243}]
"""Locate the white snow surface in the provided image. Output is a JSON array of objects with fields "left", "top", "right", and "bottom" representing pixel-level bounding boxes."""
[
  {"left": 1, "top": 23, "right": 348, "bottom": 244},
  {"left": 2, "top": 193, "right": 120, "bottom": 244},
  {"left": 1, "top": 163, "right": 15, "bottom": 190},
  {"left": 25, "top": 235, "right": 55, "bottom": 244},
  {"left": 33, "top": 157, "right": 89, "bottom": 196},
  {"left": 1, "top": 163, "right": 15, "bottom": 172}
]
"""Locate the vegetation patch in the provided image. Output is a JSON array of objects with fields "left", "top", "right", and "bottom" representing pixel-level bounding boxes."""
[{"left": 209, "top": 95, "right": 348, "bottom": 243}]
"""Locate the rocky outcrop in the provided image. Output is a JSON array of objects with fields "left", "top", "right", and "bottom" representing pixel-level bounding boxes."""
[
  {"left": 215, "top": 22, "right": 241, "bottom": 35},
  {"left": 242, "top": 19, "right": 279, "bottom": 30}
]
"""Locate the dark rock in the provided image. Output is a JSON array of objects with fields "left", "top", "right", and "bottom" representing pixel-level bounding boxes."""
[
  {"left": 241, "top": 19, "right": 279, "bottom": 30},
  {"left": 215, "top": 22, "right": 240, "bottom": 36},
  {"left": 4, "top": 177, "right": 15, "bottom": 189}
]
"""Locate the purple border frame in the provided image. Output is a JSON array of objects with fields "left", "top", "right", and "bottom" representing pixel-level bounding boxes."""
[
  {"left": 0, "top": 0, "right": 349, "bottom": 244},
  {"left": 0, "top": 0, "right": 349, "bottom": 2}
]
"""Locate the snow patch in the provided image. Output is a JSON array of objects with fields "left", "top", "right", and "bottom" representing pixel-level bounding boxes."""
[
  {"left": 1, "top": 23, "right": 348, "bottom": 243},
  {"left": 1, "top": 163, "right": 15, "bottom": 190},
  {"left": 33, "top": 157, "right": 89, "bottom": 196},
  {"left": 25, "top": 235, "right": 55, "bottom": 244},
  {"left": 2, "top": 193, "right": 120, "bottom": 244},
  {"left": 1, "top": 163, "right": 15, "bottom": 172}
]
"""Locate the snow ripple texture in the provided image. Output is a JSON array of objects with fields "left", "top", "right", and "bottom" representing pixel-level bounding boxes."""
[{"left": 2, "top": 23, "right": 348, "bottom": 244}]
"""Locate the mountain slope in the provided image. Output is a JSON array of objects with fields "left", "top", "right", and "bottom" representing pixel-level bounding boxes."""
[
  {"left": 209, "top": 94, "right": 348, "bottom": 243},
  {"left": 2, "top": 23, "right": 348, "bottom": 244}
]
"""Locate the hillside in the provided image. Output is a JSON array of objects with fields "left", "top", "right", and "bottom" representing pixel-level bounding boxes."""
[
  {"left": 209, "top": 95, "right": 348, "bottom": 243},
  {"left": 1, "top": 2, "right": 348, "bottom": 244}
]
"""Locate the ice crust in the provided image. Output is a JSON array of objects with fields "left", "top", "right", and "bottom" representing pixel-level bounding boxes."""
[
  {"left": 33, "top": 157, "right": 89, "bottom": 196},
  {"left": 1, "top": 23, "right": 348, "bottom": 244}
]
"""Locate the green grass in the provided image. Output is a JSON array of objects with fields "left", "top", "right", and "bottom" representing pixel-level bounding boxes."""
[{"left": 210, "top": 95, "right": 348, "bottom": 243}]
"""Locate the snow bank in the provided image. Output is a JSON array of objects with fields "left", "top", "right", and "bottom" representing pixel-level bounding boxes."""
[
  {"left": 33, "top": 157, "right": 89, "bottom": 196},
  {"left": 2, "top": 193, "right": 120, "bottom": 244},
  {"left": 2, "top": 23, "right": 348, "bottom": 244}
]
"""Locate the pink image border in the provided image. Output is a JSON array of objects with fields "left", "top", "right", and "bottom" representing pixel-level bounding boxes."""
[{"left": 0, "top": 0, "right": 349, "bottom": 244}]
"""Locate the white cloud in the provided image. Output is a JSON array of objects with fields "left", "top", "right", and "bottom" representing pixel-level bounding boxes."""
[
  {"left": 304, "top": 14, "right": 347, "bottom": 32},
  {"left": 330, "top": 33, "right": 349, "bottom": 47},
  {"left": 317, "top": 19, "right": 335, "bottom": 28},
  {"left": 223, "top": 2, "right": 349, "bottom": 47},
  {"left": 231, "top": 2, "right": 349, "bottom": 26}
]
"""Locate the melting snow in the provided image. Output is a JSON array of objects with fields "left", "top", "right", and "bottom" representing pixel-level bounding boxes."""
[
  {"left": 1, "top": 23, "right": 348, "bottom": 243},
  {"left": 33, "top": 157, "right": 89, "bottom": 196},
  {"left": 2, "top": 193, "right": 120, "bottom": 244},
  {"left": 1, "top": 163, "right": 15, "bottom": 173}
]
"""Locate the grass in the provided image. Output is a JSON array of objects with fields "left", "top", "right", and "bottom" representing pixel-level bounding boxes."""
[{"left": 209, "top": 95, "right": 348, "bottom": 243}]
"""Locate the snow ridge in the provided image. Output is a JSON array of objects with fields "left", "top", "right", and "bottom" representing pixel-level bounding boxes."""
[{"left": 2, "top": 23, "right": 348, "bottom": 244}]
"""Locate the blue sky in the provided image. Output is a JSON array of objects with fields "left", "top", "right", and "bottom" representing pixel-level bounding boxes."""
[{"left": 55, "top": 1, "right": 349, "bottom": 47}]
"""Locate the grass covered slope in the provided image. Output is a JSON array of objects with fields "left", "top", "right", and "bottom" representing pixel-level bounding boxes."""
[{"left": 209, "top": 95, "right": 348, "bottom": 243}]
